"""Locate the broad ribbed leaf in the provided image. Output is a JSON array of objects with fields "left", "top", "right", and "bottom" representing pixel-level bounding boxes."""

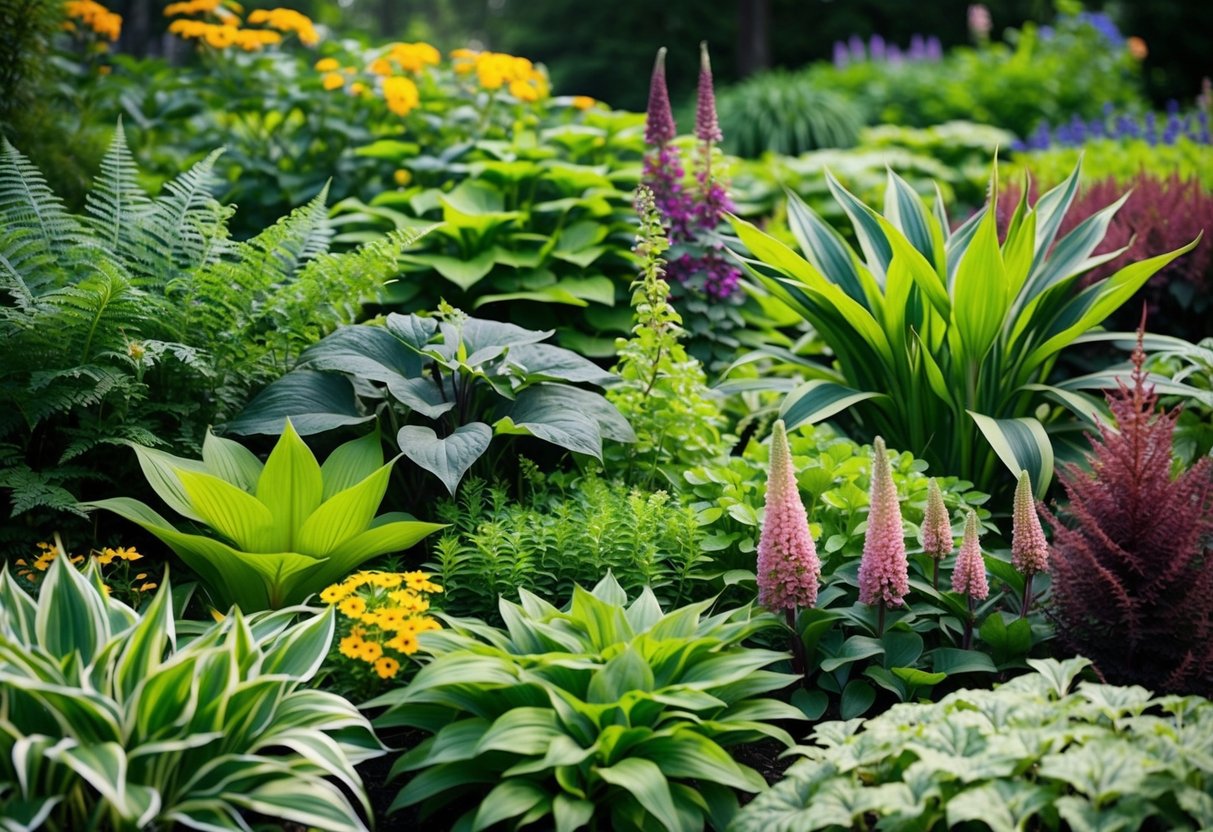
[
  {"left": 35, "top": 556, "right": 109, "bottom": 665},
  {"left": 201, "top": 429, "right": 263, "bottom": 493},
  {"left": 50, "top": 742, "right": 160, "bottom": 827},
  {"left": 635, "top": 731, "right": 766, "bottom": 791},
  {"left": 596, "top": 757, "right": 680, "bottom": 832},
  {"left": 297, "top": 462, "right": 395, "bottom": 555},
  {"left": 227, "top": 777, "right": 367, "bottom": 832},
  {"left": 300, "top": 324, "right": 423, "bottom": 382},
  {"left": 495, "top": 390, "right": 604, "bottom": 459},
  {"left": 257, "top": 419, "right": 323, "bottom": 552},
  {"left": 951, "top": 203, "right": 1008, "bottom": 363},
  {"left": 780, "top": 380, "right": 887, "bottom": 432},
  {"left": 222, "top": 371, "right": 372, "bottom": 436},
  {"left": 131, "top": 444, "right": 208, "bottom": 523},
  {"left": 297, "top": 519, "right": 444, "bottom": 599},
  {"left": 319, "top": 429, "right": 384, "bottom": 500},
  {"left": 476, "top": 707, "right": 563, "bottom": 756},
  {"left": 397, "top": 423, "right": 491, "bottom": 495},
  {"left": 178, "top": 470, "right": 276, "bottom": 552},
  {"left": 471, "top": 780, "right": 549, "bottom": 831}
]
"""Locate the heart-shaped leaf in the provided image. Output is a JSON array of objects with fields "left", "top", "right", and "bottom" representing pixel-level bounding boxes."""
[{"left": 397, "top": 423, "right": 492, "bottom": 495}]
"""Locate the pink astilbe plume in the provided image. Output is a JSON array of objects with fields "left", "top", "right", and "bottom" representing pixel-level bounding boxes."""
[
  {"left": 921, "top": 478, "right": 954, "bottom": 558},
  {"left": 1011, "top": 470, "right": 1048, "bottom": 575},
  {"left": 1044, "top": 326, "right": 1213, "bottom": 696},
  {"left": 645, "top": 47, "right": 677, "bottom": 145},
  {"left": 694, "top": 41, "right": 722, "bottom": 143},
  {"left": 757, "top": 420, "right": 821, "bottom": 611},
  {"left": 858, "top": 436, "right": 910, "bottom": 608},
  {"left": 951, "top": 510, "right": 989, "bottom": 600}
]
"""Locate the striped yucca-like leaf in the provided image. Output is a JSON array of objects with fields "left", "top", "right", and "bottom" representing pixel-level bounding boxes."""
[
  {"left": 0, "top": 557, "right": 381, "bottom": 831},
  {"left": 729, "top": 160, "right": 1199, "bottom": 497},
  {"left": 82, "top": 421, "right": 444, "bottom": 610}
]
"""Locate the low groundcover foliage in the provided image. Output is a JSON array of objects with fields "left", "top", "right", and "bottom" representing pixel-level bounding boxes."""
[
  {"left": 0, "top": 556, "right": 382, "bottom": 832},
  {"left": 732, "top": 657, "right": 1213, "bottom": 832}
]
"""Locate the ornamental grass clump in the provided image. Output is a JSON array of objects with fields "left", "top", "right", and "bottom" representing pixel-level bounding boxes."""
[{"left": 1045, "top": 332, "right": 1213, "bottom": 696}]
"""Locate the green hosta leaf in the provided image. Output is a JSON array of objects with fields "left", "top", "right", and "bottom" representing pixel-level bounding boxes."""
[
  {"left": 495, "top": 389, "right": 605, "bottom": 459},
  {"left": 296, "top": 461, "right": 395, "bottom": 556},
  {"left": 979, "top": 614, "right": 1033, "bottom": 665},
  {"left": 477, "top": 707, "right": 563, "bottom": 756},
  {"left": 406, "top": 248, "right": 498, "bottom": 291},
  {"left": 951, "top": 201, "right": 1008, "bottom": 363},
  {"left": 201, "top": 429, "right": 263, "bottom": 492},
  {"left": 587, "top": 646, "right": 654, "bottom": 704},
  {"left": 781, "top": 380, "right": 888, "bottom": 433},
  {"left": 504, "top": 343, "right": 615, "bottom": 385},
  {"left": 397, "top": 422, "right": 491, "bottom": 496},
  {"left": 569, "top": 583, "right": 632, "bottom": 651},
  {"left": 881, "top": 630, "right": 924, "bottom": 669},
  {"left": 820, "top": 635, "right": 885, "bottom": 673},
  {"left": 840, "top": 680, "right": 876, "bottom": 719},
  {"left": 319, "top": 429, "right": 384, "bottom": 500},
  {"left": 931, "top": 648, "right": 998, "bottom": 676},
  {"left": 553, "top": 794, "right": 595, "bottom": 832},
  {"left": 177, "top": 470, "right": 276, "bottom": 553},
  {"left": 945, "top": 779, "right": 1052, "bottom": 832},
  {"left": 223, "top": 371, "right": 372, "bottom": 436},
  {"left": 131, "top": 444, "right": 208, "bottom": 523},
  {"left": 35, "top": 556, "right": 109, "bottom": 665},
  {"left": 300, "top": 517, "right": 443, "bottom": 594},
  {"left": 256, "top": 419, "right": 323, "bottom": 552},
  {"left": 472, "top": 780, "right": 549, "bottom": 832},
  {"left": 635, "top": 730, "right": 767, "bottom": 792},
  {"left": 786, "top": 190, "right": 866, "bottom": 306},
  {"left": 596, "top": 757, "right": 681, "bottom": 832},
  {"left": 967, "top": 411, "right": 1053, "bottom": 498}
]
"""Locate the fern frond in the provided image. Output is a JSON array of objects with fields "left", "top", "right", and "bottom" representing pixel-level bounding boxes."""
[
  {"left": 0, "top": 137, "right": 82, "bottom": 251},
  {"left": 144, "top": 146, "right": 230, "bottom": 279},
  {"left": 84, "top": 120, "right": 152, "bottom": 259},
  {"left": 0, "top": 226, "right": 56, "bottom": 312},
  {"left": 0, "top": 465, "right": 89, "bottom": 518},
  {"left": 40, "top": 260, "right": 149, "bottom": 364}
]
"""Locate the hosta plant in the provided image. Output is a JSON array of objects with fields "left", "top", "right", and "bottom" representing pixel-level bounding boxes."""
[
  {"left": 729, "top": 160, "right": 1199, "bottom": 497},
  {"left": 369, "top": 573, "right": 805, "bottom": 831},
  {"left": 732, "top": 657, "right": 1213, "bottom": 832},
  {"left": 225, "top": 305, "right": 635, "bottom": 494},
  {"left": 83, "top": 424, "right": 443, "bottom": 609},
  {"left": 0, "top": 557, "right": 381, "bottom": 832}
]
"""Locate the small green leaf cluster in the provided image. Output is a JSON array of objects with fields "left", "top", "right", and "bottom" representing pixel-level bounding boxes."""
[
  {"left": 733, "top": 657, "right": 1213, "bottom": 832},
  {"left": 730, "top": 159, "right": 1198, "bottom": 499},
  {"left": 607, "top": 186, "right": 729, "bottom": 487},
  {"left": 0, "top": 556, "right": 381, "bottom": 832},
  {"left": 83, "top": 424, "right": 442, "bottom": 610},
  {"left": 369, "top": 574, "right": 804, "bottom": 832},
  {"left": 430, "top": 474, "right": 709, "bottom": 619},
  {"left": 227, "top": 309, "right": 635, "bottom": 495}
]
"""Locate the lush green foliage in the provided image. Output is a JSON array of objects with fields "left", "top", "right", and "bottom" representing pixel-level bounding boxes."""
[
  {"left": 715, "top": 72, "right": 862, "bottom": 158},
  {"left": 733, "top": 657, "right": 1213, "bottom": 832},
  {"left": 0, "top": 556, "right": 381, "bottom": 832},
  {"left": 1005, "top": 137, "right": 1213, "bottom": 192},
  {"left": 430, "top": 474, "right": 707, "bottom": 619},
  {"left": 227, "top": 307, "right": 635, "bottom": 495},
  {"left": 606, "top": 186, "right": 728, "bottom": 487},
  {"left": 369, "top": 574, "right": 804, "bottom": 831},
  {"left": 0, "top": 127, "right": 419, "bottom": 549},
  {"left": 729, "top": 160, "right": 1198, "bottom": 497},
  {"left": 805, "top": 14, "right": 1144, "bottom": 136},
  {"left": 84, "top": 423, "right": 442, "bottom": 609},
  {"left": 1138, "top": 334, "right": 1213, "bottom": 464}
]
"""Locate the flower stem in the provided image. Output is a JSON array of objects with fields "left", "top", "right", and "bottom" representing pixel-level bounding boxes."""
[
  {"left": 785, "top": 607, "right": 806, "bottom": 680},
  {"left": 962, "top": 593, "right": 975, "bottom": 649},
  {"left": 1020, "top": 572, "right": 1035, "bottom": 618}
]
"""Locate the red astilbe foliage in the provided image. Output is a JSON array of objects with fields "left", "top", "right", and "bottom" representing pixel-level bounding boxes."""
[
  {"left": 999, "top": 173, "right": 1212, "bottom": 341},
  {"left": 1043, "top": 331, "right": 1213, "bottom": 696}
]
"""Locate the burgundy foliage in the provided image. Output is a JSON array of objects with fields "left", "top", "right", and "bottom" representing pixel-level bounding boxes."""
[{"left": 1044, "top": 334, "right": 1213, "bottom": 696}]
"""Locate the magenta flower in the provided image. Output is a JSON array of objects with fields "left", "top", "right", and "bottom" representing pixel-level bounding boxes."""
[
  {"left": 921, "top": 477, "right": 954, "bottom": 559},
  {"left": 695, "top": 41, "right": 722, "bottom": 144},
  {"left": 1011, "top": 470, "right": 1049, "bottom": 575},
  {"left": 951, "top": 510, "right": 989, "bottom": 600},
  {"left": 858, "top": 437, "right": 910, "bottom": 608},
  {"left": 645, "top": 47, "right": 677, "bottom": 146},
  {"left": 757, "top": 420, "right": 821, "bottom": 611}
]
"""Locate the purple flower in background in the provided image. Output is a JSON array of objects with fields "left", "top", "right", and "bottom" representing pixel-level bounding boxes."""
[
  {"left": 848, "top": 34, "right": 865, "bottom": 61},
  {"left": 869, "top": 33, "right": 886, "bottom": 60},
  {"left": 968, "top": 4, "right": 992, "bottom": 39},
  {"left": 926, "top": 36, "right": 942, "bottom": 60},
  {"left": 644, "top": 48, "right": 676, "bottom": 146},
  {"left": 886, "top": 44, "right": 903, "bottom": 64},
  {"left": 695, "top": 41, "right": 722, "bottom": 144},
  {"left": 909, "top": 33, "right": 925, "bottom": 59},
  {"left": 833, "top": 41, "right": 849, "bottom": 68},
  {"left": 1074, "top": 10, "right": 1123, "bottom": 47}
]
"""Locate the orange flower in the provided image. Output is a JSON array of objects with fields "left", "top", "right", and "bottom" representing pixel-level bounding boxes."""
[
  {"left": 374, "top": 657, "right": 400, "bottom": 679},
  {"left": 1127, "top": 36, "right": 1148, "bottom": 60},
  {"left": 571, "top": 95, "right": 595, "bottom": 110}
]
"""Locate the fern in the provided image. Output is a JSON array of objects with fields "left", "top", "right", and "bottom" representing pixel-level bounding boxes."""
[{"left": 84, "top": 120, "right": 151, "bottom": 257}]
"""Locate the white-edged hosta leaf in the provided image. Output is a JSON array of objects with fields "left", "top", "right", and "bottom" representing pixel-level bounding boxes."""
[
  {"left": 967, "top": 411, "right": 1053, "bottom": 498},
  {"left": 780, "top": 380, "right": 887, "bottom": 432},
  {"left": 113, "top": 578, "right": 175, "bottom": 702},
  {"left": 35, "top": 556, "right": 110, "bottom": 665},
  {"left": 48, "top": 742, "right": 161, "bottom": 827},
  {"left": 258, "top": 607, "right": 333, "bottom": 679},
  {"left": 226, "top": 776, "right": 368, "bottom": 832}
]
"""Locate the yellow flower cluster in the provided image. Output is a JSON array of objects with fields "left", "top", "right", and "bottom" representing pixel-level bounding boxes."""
[
  {"left": 166, "top": 1, "right": 317, "bottom": 51},
  {"left": 64, "top": 0, "right": 122, "bottom": 41},
  {"left": 382, "top": 75, "right": 420, "bottom": 116},
  {"left": 322, "top": 570, "right": 442, "bottom": 679},
  {"left": 451, "top": 48, "right": 549, "bottom": 101},
  {"left": 384, "top": 42, "right": 441, "bottom": 74},
  {"left": 15, "top": 543, "right": 153, "bottom": 592}
]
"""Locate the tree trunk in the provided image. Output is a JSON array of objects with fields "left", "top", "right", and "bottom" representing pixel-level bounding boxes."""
[{"left": 737, "top": 0, "right": 770, "bottom": 77}]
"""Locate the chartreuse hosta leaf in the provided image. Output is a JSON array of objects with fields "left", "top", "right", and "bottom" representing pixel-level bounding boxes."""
[
  {"left": 728, "top": 159, "right": 1199, "bottom": 498},
  {"left": 733, "top": 657, "right": 1213, "bottom": 832},
  {"left": 83, "top": 419, "right": 443, "bottom": 610},
  {"left": 0, "top": 557, "right": 381, "bottom": 831},
  {"left": 369, "top": 573, "right": 803, "bottom": 832}
]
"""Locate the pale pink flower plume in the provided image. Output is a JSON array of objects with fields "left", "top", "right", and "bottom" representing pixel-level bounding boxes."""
[
  {"left": 858, "top": 436, "right": 910, "bottom": 607},
  {"left": 951, "top": 510, "right": 989, "bottom": 599},
  {"left": 921, "top": 477, "right": 954, "bottom": 559},
  {"left": 1011, "top": 470, "right": 1049, "bottom": 574},
  {"left": 756, "top": 420, "right": 821, "bottom": 611}
]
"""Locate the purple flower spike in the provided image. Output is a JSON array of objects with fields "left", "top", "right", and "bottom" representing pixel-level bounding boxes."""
[
  {"left": 870, "top": 33, "right": 886, "bottom": 61},
  {"left": 833, "top": 41, "right": 849, "bottom": 68},
  {"left": 695, "top": 42, "right": 723, "bottom": 144},
  {"left": 848, "top": 34, "right": 865, "bottom": 61},
  {"left": 644, "top": 47, "right": 677, "bottom": 146}
]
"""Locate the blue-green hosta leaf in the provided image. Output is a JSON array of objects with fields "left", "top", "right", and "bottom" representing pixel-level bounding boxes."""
[
  {"left": 397, "top": 422, "right": 491, "bottom": 496},
  {"left": 300, "top": 324, "right": 424, "bottom": 383},
  {"left": 177, "top": 470, "right": 276, "bottom": 553},
  {"left": 222, "top": 371, "right": 372, "bottom": 437},
  {"left": 780, "top": 380, "right": 888, "bottom": 433},
  {"left": 35, "top": 556, "right": 110, "bottom": 666},
  {"left": 596, "top": 757, "right": 681, "bottom": 832},
  {"left": 503, "top": 342, "right": 615, "bottom": 385},
  {"left": 967, "top": 411, "right": 1053, "bottom": 498},
  {"left": 820, "top": 635, "right": 886, "bottom": 673},
  {"left": 495, "top": 390, "right": 605, "bottom": 459},
  {"left": 386, "top": 376, "right": 455, "bottom": 419},
  {"left": 201, "top": 429, "right": 263, "bottom": 493},
  {"left": 472, "top": 780, "right": 550, "bottom": 832},
  {"left": 319, "top": 428, "right": 384, "bottom": 501},
  {"left": 257, "top": 419, "right": 323, "bottom": 552},
  {"left": 297, "top": 461, "right": 395, "bottom": 556}
]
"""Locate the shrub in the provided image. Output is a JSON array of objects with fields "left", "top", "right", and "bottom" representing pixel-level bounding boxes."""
[
  {"left": 729, "top": 160, "right": 1198, "bottom": 498},
  {"left": 1044, "top": 337, "right": 1213, "bottom": 696},
  {"left": 369, "top": 574, "right": 804, "bottom": 831},
  {"left": 732, "top": 657, "right": 1213, "bottom": 832},
  {"left": 226, "top": 306, "right": 635, "bottom": 496},
  {"left": 84, "top": 424, "right": 443, "bottom": 610},
  {"left": 0, "top": 556, "right": 381, "bottom": 831}
]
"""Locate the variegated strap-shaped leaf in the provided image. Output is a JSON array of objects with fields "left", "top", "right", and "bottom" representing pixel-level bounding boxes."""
[{"left": 967, "top": 411, "right": 1053, "bottom": 497}]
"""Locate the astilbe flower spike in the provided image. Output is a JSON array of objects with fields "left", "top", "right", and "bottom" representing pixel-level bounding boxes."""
[
  {"left": 1011, "top": 469, "right": 1049, "bottom": 617},
  {"left": 920, "top": 477, "right": 954, "bottom": 589},
  {"left": 694, "top": 41, "right": 722, "bottom": 144},
  {"left": 757, "top": 419, "right": 821, "bottom": 613},
  {"left": 951, "top": 510, "right": 989, "bottom": 600},
  {"left": 1045, "top": 325, "right": 1213, "bottom": 695},
  {"left": 644, "top": 47, "right": 676, "bottom": 145},
  {"left": 858, "top": 437, "right": 910, "bottom": 632}
]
